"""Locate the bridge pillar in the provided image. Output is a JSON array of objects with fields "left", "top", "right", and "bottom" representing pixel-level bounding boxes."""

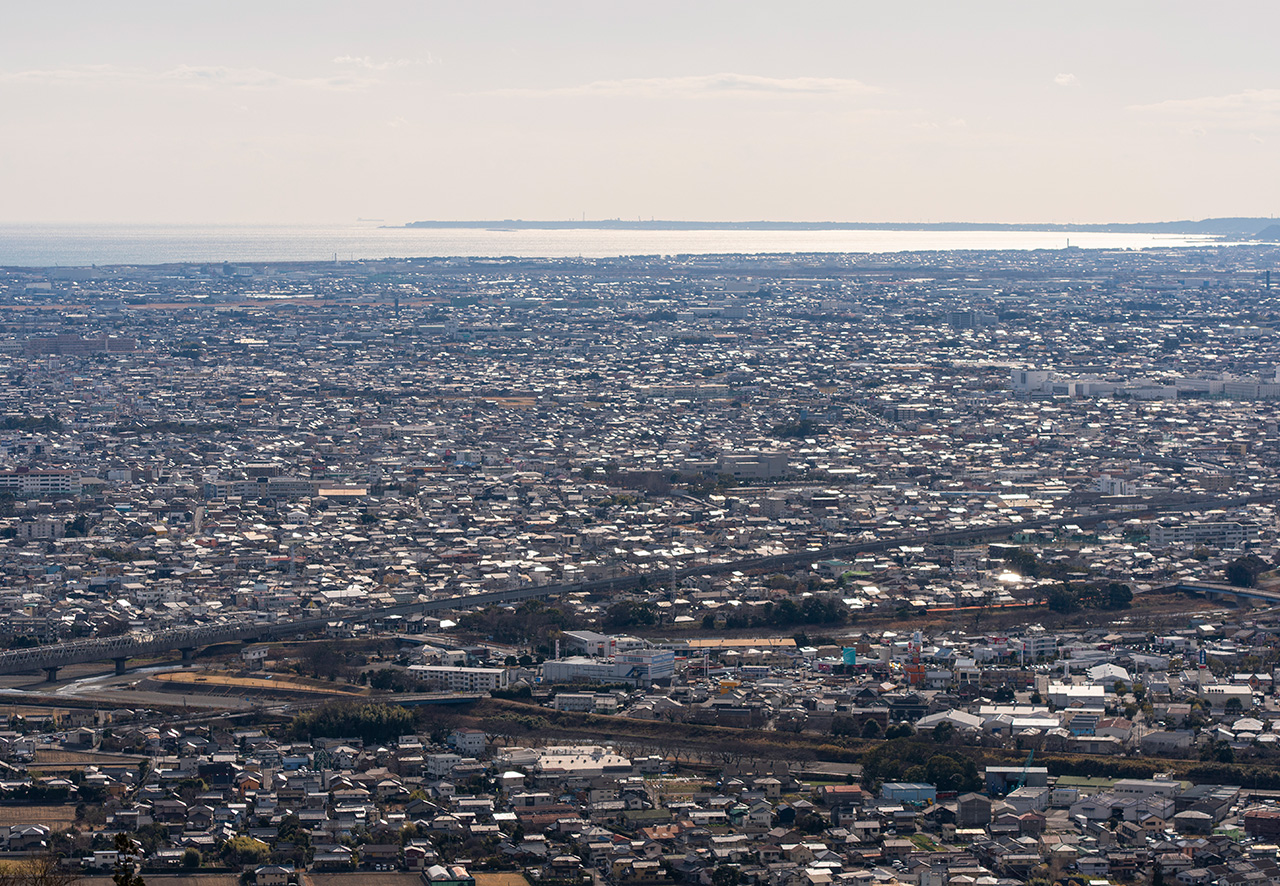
[
  {"left": 180, "top": 648, "right": 194, "bottom": 664},
  {"left": 43, "top": 667, "right": 59, "bottom": 683},
  {"left": 114, "top": 657, "right": 128, "bottom": 676}
]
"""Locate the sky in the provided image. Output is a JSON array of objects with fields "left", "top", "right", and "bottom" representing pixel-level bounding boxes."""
[{"left": 2, "top": 1, "right": 1278, "bottom": 225}]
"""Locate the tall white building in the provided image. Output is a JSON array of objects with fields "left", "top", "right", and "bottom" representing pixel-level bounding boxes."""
[{"left": 407, "top": 665, "right": 509, "bottom": 692}]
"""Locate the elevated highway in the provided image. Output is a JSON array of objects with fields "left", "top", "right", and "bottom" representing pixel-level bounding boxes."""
[{"left": 1163, "top": 581, "right": 1280, "bottom": 606}]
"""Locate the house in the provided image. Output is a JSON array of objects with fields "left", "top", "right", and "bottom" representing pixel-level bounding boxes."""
[
  {"left": 449, "top": 728, "right": 487, "bottom": 756},
  {"left": 376, "top": 778, "right": 407, "bottom": 800},
  {"left": 1095, "top": 716, "right": 1133, "bottom": 742},
  {"left": 361, "top": 844, "right": 401, "bottom": 869},
  {"left": 1077, "top": 857, "right": 1109, "bottom": 877},
  {"left": 252, "top": 865, "right": 294, "bottom": 886},
  {"left": 153, "top": 799, "right": 188, "bottom": 822},
  {"left": 611, "top": 858, "right": 670, "bottom": 886},
  {"left": 82, "top": 851, "right": 119, "bottom": 871},
  {"left": 1172, "top": 810, "right": 1214, "bottom": 835},
  {"left": 956, "top": 793, "right": 991, "bottom": 827},
  {"left": 754, "top": 777, "right": 782, "bottom": 798},
  {"left": 404, "top": 844, "right": 434, "bottom": 871},
  {"left": 242, "top": 646, "right": 269, "bottom": 668},
  {"left": 186, "top": 805, "right": 214, "bottom": 829},
  {"left": 544, "top": 856, "right": 585, "bottom": 882},
  {"left": 10, "top": 826, "right": 50, "bottom": 852},
  {"left": 1141, "top": 730, "right": 1194, "bottom": 755},
  {"left": 312, "top": 845, "right": 355, "bottom": 870}
]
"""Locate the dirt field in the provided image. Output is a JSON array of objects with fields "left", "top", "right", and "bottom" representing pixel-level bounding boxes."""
[
  {"left": 81, "top": 877, "right": 239, "bottom": 886},
  {"left": 148, "top": 670, "right": 367, "bottom": 697},
  {"left": 473, "top": 874, "right": 532, "bottom": 886},
  {"left": 0, "top": 805, "right": 78, "bottom": 828},
  {"left": 32, "top": 748, "right": 145, "bottom": 766},
  {"left": 484, "top": 398, "right": 539, "bottom": 408},
  {"left": 307, "top": 874, "right": 426, "bottom": 886}
]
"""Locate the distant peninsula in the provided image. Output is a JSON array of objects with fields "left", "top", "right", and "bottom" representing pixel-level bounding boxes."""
[{"left": 401, "top": 217, "right": 1278, "bottom": 237}]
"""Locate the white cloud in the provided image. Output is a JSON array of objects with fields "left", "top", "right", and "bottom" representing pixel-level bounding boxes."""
[
  {"left": 1131, "top": 88, "right": 1280, "bottom": 131},
  {"left": 913, "top": 117, "right": 968, "bottom": 130},
  {"left": 1054, "top": 73, "right": 1077, "bottom": 86},
  {"left": 0, "top": 65, "right": 137, "bottom": 86},
  {"left": 488, "top": 72, "right": 880, "bottom": 99},
  {"left": 163, "top": 64, "right": 371, "bottom": 91},
  {"left": 0, "top": 63, "right": 373, "bottom": 91},
  {"left": 333, "top": 54, "right": 437, "bottom": 70}
]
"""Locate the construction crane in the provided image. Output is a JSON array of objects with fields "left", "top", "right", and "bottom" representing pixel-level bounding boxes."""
[{"left": 1013, "top": 749, "right": 1035, "bottom": 792}]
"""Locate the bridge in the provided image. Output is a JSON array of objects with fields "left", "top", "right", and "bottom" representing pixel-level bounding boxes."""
[
  {"left": 0, "top": 490, "right": 1273, "bottom": 681},
  {"left": 0, "top": 589, "right": 557, "bottom": 682},
  {"left": 1162, "top": 581, "right": 1280, "bottom": 607}
]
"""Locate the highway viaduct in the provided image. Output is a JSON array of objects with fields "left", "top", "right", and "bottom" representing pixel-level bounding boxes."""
[{"left": 1163, "top": 581, "right": 1280, "bottom": 607}]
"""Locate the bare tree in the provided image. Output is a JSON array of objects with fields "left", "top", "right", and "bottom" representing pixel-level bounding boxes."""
[{"left": 0, "top": 854, "right": 81, "bottom": 886}]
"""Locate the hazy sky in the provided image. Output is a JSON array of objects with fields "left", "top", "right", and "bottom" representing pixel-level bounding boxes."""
[{"left": 3, "top": 1, "right": 1278, "bottom": 224}]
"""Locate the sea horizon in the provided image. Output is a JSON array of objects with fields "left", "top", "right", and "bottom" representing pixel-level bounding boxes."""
[{"left": 0, "top": 220, "right": 1255, "bottom": 268}]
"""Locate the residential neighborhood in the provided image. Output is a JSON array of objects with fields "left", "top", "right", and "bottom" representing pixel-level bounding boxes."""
[{"left": 0, "top": 245, "right": 1276, "bottom": 885}]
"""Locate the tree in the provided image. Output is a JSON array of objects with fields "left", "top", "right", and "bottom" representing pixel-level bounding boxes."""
[
  {"left": 1105, "top": 582, "right": 1133, "bottom": 609},
  {"left": 1047, "top": 585, "right": 1078, "bottom": 613},
  {"left": 0, "top": 854, "right": 81, "bottom": 886},
  {"left": 303, "top": 642, "right": 351, "bottom": 680},
  {"left": 830, "top": 715, "right": 859, "bottom": 737},
  {"left": 132, "top": 823, "right": 171, "bottom": 855},
  {"left": 923, "top": 753, "right": 982, "bottom": 793},
  {"left": 932, "top": 721, "right": 956, "bottom": 743},
  {"left": 1227, "top": 555, "right": 1267, "bottom": 588},
  {"left": 861, "top": 719, "right": 882, "bottom": 738},
  {"left": 1199, "top": 739, "right": 1234, "bottom": 764},
  {"left": 289, "top": 700, "right": 415, "bottom": 744},
  {"left": 711, "top": 866, "right": 742, "bottom": 886},
  {"left": 221, "top": 836, "right": 270, "bottom": 869},
  {"left": 181, "top": 849, "right": 201, "bottom": 870},
  {"left": 604, "top": 601, "right": 656, "bottom": 628},
  {"left": 113, "top": 834, "right": 145, "bottom": 886}
]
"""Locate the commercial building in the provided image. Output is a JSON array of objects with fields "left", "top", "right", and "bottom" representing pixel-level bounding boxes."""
[
  {"left": 407, "top": 666, "right": 509, "bottom": 692},
  {"left": 0, "top": 470, "right": 82, "bottom": 497},
  {"left": 1150, "top": 521, "right": 1253, "bottom": 549},
  {"left": 542, "top": 649, "right": 675, "bottom": 686}
]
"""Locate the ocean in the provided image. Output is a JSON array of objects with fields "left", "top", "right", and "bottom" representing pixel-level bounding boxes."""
[{"left": 0, "top": 222, "right": 1242, "bottom": 267}]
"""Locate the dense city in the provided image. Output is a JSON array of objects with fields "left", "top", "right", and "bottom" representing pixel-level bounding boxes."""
[{"left": 0, "top": 244, "right": 1278, "bottom": 886}]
